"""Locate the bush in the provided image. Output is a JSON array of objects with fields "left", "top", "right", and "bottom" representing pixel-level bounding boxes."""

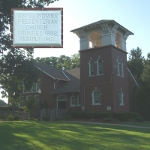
[
  {"left": 64, "top": 113, "right": 72, "bottom": 120},
  {"left": 42, "top": 116, "right": 49, "bottom": 121},
  {"left": 103, "top": 118, "right": 114, "bottom": 123},
  {"left": 66, "top": 112, "right": 139, "bottom": 121},
  {"left": 6, "top": 115, "right": 14, "bottom": 121},
  {"left": 135, "top": 115, "right": 144, "bottom": 122},
  {"left": 14, "top": 116, "right": 20, "bottom": 121}
]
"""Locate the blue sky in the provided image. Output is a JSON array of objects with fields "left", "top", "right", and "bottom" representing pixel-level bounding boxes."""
[
  {"left": 1, "top": 0, "right": 150, "bottom": 103},
  {"left": 34, "top": 0, "right": 150, "bottom": 58}
]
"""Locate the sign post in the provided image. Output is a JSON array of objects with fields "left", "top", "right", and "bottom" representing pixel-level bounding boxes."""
[{"left": 11, "top": 8, "right": 63, "bottom": 48}]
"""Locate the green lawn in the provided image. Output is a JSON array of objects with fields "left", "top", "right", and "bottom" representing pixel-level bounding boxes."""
[{"left": 0, "top": 121, "right": 150, "bottom": 150}]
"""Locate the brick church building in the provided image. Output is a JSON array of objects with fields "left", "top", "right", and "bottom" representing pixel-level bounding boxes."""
[{"left": 22, "top": 20, "right": 137, "bottom": 114}]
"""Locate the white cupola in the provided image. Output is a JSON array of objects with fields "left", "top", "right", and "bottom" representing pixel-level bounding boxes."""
[{"left": 71, "top": 20, "right": 133, "bottom": 51}]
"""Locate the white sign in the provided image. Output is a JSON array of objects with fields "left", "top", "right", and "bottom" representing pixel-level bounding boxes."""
[{"left": 12, "top": 9, "right": 63, "bottom": 48}]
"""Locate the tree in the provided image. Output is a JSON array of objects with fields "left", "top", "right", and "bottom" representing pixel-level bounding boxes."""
[
  {"left": 128, "top": 47, "right": 144, "bottom": 83},
  {"left": 34, "top": 53, "right": 80, "bottom": 69},
  {"left": 70, "top": 53, "right": 80, "bottom": 69},
  {"left": 35, "top": 56, "right": 58, "bottom": 67},
  {"left": 128, "top": 48, "right": 150, "bottom": 120},
  {"left": 0, "top": 0, "right": 59, "bottom": 104}
]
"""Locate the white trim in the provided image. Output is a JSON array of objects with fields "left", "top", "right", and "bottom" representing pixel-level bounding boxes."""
[
  {"left": 77, "top": 95, "right": 81, "bottom": 106},
  {"left": 70, "top": 96, "right": 76, "bottom": 107},
  {"left": 127, "top": 68, "right": 138, "bottom": 86},
  {"left": 62, "top": 69, "right": 70, "bottom": 80},
  {"left": 92, "top": 90, "right": 101, "bottom": 105}
]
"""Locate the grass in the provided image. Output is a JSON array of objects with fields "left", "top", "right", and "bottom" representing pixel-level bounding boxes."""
[{"left": 0, "top": 121, "right": 150, "bottom": 150}]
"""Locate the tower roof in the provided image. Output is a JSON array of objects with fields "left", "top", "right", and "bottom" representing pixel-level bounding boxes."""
[{"left": 71, "top": 20, "right": 134, "bottom": 35}]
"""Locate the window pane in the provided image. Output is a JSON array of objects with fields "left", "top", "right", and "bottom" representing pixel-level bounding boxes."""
[
  {"left": 94, "top": 91, "right": 100, "bottom": 104},
  {"left": 98, "top": 59, "right": 103, "bottom": 74},
  {"left": 90, "top": 61, "right": 94, "bottom": 75}
]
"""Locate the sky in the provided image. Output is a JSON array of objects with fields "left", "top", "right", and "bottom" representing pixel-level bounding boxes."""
[
  {"left": 1, "top": 0, "right": 150, "bottom": 103},
  {"left": 34, "top": 0, "right": 150, "bottom": 58}
]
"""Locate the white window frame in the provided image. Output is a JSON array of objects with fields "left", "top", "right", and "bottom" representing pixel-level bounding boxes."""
[
  {"left": 23, "top": 82, "right": 40, "bottom": 93},
  {"left": 89, "top": 60, "right": 95, "bottom": 76},
  {"left": 70, "top": 96, "right": 76, "bottom": 107},
  {"left": 119, "top": 89, "right": 124, "bottom": 106},
  {"left": 92, "top": 90, "right": 101, "bottom": 105},
  {"left": 77, "top": 95, "right": 81, "bottom": 106},
  {"left": 116, "top": 59, "right": 124, "bottom": 77}
]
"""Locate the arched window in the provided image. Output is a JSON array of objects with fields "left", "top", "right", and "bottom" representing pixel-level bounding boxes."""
[
  {"left": 77, "top": 96, "right": 81, "bottom": 106},
  {"left": 97, "top": 58, "right": 103, "bottom": 75},
  {"left": 70, "top": 96, "right": 76, "bottom": 107},
  {"left": 92, "top": 90, "right": 101, "bottom": 105},
  {"left": 89, "top": 32, "right": 102, "bottom": 48},
  {"left": 119, "top": 89, "right": 124, "bottom": 105},
  {"left": 57, "top": 95, "right": 67, "bottom": 101},
  {"left": 89, "top": 60, "right": 95, "bottom": 76},
  {"left": 115, "top": 32, "right": 122, "bottom": 49}
]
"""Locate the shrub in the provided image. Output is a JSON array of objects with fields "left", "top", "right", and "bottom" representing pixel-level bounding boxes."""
[
  {"left": 135, "top": 115, "right": 144, "bottom": 122},
  {"left": 42, "top": 116, "right": 49, "bottom": 121},
  {"left": 103, "top": 118, "right": 114, "bottom": 123},
  {"left": 64, "top": 113, "right": 72, "bottom": 120},
  {"left": 6, "top": 115, "right": 14, "bottom": 121},
  {"left": 66, "top": 112, "right": 140, "bottom": 122},
  {"left": 14, "top": 116, "right": 20, "bottom": 121}
]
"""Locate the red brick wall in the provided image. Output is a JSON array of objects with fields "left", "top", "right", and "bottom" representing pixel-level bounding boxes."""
[{"left": 80, "top": 45, "right": 130, "bottom": 113}]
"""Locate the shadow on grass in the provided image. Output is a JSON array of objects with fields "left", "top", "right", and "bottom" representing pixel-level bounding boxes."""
[{"left": 0, "top": 121, "right": 150, "bottom": 150}]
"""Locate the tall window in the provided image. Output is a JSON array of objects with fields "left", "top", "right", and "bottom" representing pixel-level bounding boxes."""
[
  {"left": 89, "top": 32, "right": 102, "bottom": 48},
  {"left": 97, "top": 58, "right": 103, "bottom": 75},
  {"left": 115, "top": 32, "right": 122, "bottom": 49},
  {"left": 92, "top": 90, "right": 101, "bottom": 105},
  {"left": 70, "top": 96, "right": 76, "bottom": 107},
  {"left": 77, "top": 96, "right": 81, "bottom": 106},
  {"left": 23, "top": 82, "right": 40, "bottom": 93},
  {"left": 89, "top": 60, "right": 95, "bottom": 76},
  {"left": 119, "top": 89, "right": 124, "bottom": 105},
  {"left": 116, "top": 59, "right": 124, "bottom": 77}
]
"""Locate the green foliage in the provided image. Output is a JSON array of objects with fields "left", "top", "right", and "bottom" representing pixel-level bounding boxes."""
[
  {"left": 0, "top": 0, "right": 58, "bottom": 105},
  {"left": 6, "top": 115, "right": 14, "bottom": 121},
  {"left": 42, "top": 116, "right": 49, "bottom": 121},
  {"left": 14, "top": 116, "right": 20, "bottom": 121},
  {"left": 128, "top": 48, "right": 150, "bottom": 120},
  {"left": 66, "top": 112, "right": 138, "bottom": 121},
  {"left": 35, "top": 53, "right": 80, "bottom": 69},
  {"left": 135, "top": 115, "right": 144, "bottom": 122},
  {"left": 25, "top": 95, "right": 40, "bottom": 111}
]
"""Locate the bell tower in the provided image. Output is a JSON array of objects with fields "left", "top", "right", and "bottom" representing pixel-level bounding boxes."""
[
  {"left": 71, "top": 20, "right": 133, "bottom": 51},
  {"left": 71, "top": 20, "right": 134, "bottom": 113}
]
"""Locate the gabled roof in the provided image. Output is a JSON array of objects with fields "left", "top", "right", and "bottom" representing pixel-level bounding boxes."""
[
  {"left": 71, "top": 19, "right": 134, "bottom": 35},
  {"left": 34, "top": 62, "right": 69, "bottom": 81},
  {"left": 34, "top": 62, "right": 80, "bottom": 93},
  {"left": 52, "top": 70, "right": 80, "bottom": 94},
  {"left": 65, "top": 68, "right": 80, "bottom": 79}
]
